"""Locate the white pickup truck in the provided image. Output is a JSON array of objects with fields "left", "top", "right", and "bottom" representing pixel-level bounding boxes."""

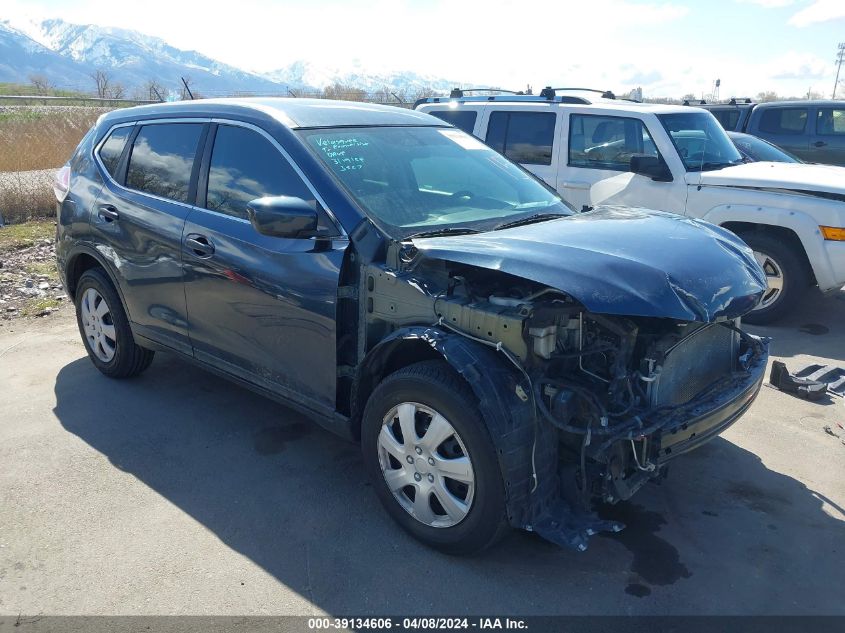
[{"left": 416, "top": 89, "right": 845, "bottom": 323}]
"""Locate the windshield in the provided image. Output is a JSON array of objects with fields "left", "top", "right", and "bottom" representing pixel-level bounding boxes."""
[
  {"left": 729, "top": 133, "right": 802, "bottom": 164},
  {"left": 299, "top": 126, "right": 570, "bottom": 238},
  {"left": 658, "top": 112, "right": 744, "bottom": 171}
]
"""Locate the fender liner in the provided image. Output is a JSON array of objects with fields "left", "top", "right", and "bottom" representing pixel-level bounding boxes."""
[{"left": 358, "top": 326, "right": 621, "bottom": 548}]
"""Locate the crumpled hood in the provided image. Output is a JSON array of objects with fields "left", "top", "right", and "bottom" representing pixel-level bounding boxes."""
[
  {"left": 694, "top": 161, "right": 845, "bottom": 195},
  {"left": 412, "top": 206, "right": 766, "bottom": 322}
]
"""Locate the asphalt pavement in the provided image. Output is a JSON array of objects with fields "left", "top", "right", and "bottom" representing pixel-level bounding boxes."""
[{"left": 0, "top": 290, "right": 843, "bottom": 615}]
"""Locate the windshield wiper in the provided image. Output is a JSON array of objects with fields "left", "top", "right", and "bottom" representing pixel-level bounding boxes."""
[
  {"left": 696, "top": 159, "right": 744, "bottom": 172},
  {"left": 493, "top": 213, "right": 567, "bottom": 231},
  {"left": 406, "top": 227, "right": 482, "bottom": 240}
]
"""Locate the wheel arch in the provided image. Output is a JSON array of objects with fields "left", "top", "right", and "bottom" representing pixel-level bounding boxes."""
[
  {"left": 352, "top": 326, "right": 555, "bottom": 529},
  {"left": 720, "top": 220, "right": 815, "bottom": 285},
  {"left": 65, "top": 246, "right": 133, "bottom": 319}
]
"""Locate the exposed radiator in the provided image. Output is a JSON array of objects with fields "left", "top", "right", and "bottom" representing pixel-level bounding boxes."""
[{"left": 649, "top": 324, "right": 737, "bottom": 407}]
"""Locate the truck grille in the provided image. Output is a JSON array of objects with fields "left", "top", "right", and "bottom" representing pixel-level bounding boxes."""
[{"left": 650, "top": 324, "right": 737, "bottom": 407}]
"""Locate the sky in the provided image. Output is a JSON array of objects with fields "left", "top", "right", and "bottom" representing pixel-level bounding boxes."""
[{"left": 5, "top": 0, "right": 845, "bottom": 98}]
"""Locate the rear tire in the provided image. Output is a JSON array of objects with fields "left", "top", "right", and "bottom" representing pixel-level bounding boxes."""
[
  {"left": 74, "top": 268, "right": 154, "bottom": 378},
  {"left": 362, "top": 360, "right": 509, "bottom": 555},
  {"left": 739, "top": 232, "right": 807, "bottom": 325}
]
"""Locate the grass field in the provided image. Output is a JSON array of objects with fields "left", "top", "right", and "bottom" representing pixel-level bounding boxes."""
[{"left": 0, "top": 106, "right": 110, "bottom": 223}]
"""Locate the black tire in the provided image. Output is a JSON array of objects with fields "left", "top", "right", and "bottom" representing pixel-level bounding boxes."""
[
  {"left": 74, "top": 267, "right": 154, "bottom": 378},
  {"left": 739, "top": 231, "right": 808, "bottom": 325},
  {"left": 362, "top": 360, "right": 509, "bottom": 555}
]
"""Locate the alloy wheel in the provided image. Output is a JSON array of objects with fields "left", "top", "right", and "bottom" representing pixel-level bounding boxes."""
[{"left": 752, "top": 250, "right": 785, "bottom": 310}]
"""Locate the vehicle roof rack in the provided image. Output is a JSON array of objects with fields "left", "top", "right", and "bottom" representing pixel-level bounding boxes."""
[
  {"left": 539, "top": 86, "right": 616, "bottom": 100},
  {"left": 682, "top": 99, "right": 708, "bottom": 106},
  {"left": 448, "top": 87, "right": 527, "bottom": 98},
  {"left": 728, "top": 97, "right": 753, "bottom": 105}
]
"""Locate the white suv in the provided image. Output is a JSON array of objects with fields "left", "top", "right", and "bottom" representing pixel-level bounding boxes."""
[{"left": 416, "top": 88, "right": 845, "bottom": 323}]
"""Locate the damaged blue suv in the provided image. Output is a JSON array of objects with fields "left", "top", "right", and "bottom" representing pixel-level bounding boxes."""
[{"left": 55, "top": 98, "right": 769, "bottom": 554}]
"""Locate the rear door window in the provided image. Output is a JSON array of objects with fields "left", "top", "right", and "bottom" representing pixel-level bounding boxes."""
[
  {"left": 485, "top": 111, "right": 556, "bottom": 165},
  {"left": 568, "top": 114, "right": 659, "bottom": 171},
  {"left": 429, "top": 110, "right": 478, "bottom": 135},
  {"left": 711, "top": 109, "right": 740, "bottom": 131},
  {"left": 205, "top": 124, "right": 313, "bottom": 220},
  {"left": 816, "top": 108, "right": 845, "bottom": 135},
  {"left": 98, "top": 126, "right": 132, "bottom": 178},
  {"left": 758, "top": 108, "right": 808, "bottom": 135},
  {"left": 126, "top": 123, "right": 204, "bottom": 203}
]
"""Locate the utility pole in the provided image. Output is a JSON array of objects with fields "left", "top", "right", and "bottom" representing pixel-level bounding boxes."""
[{"left": 834, "top": 42, "right": 845, "bottom": 99}]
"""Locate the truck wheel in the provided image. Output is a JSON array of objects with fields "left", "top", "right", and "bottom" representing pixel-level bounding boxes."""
[
  {"left": 740, "top": 232, "right": 807, "bottom": 325},
  {"left": 74, "top": 268, "right": 154, "bottom": 378},
  {"left": 361, "top": 360, "right": 509, "bottom": 555}
]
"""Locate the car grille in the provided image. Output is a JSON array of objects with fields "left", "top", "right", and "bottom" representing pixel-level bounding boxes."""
[{"left": 650, "top": 324, "right": 737, "bottom": 407}]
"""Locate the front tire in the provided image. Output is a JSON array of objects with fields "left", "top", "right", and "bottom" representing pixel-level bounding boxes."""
[
  {"left": 362, "top": 360, "right": 509, "bottom": 555},
  {"left": 74, "top": 268, "right": 154, "bottom": 378},
  {"left": 739, "top": 232, "right": 808, "bottom": 325}
]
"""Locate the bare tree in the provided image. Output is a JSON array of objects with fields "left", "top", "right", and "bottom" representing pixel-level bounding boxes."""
[
  {"left": 143, "top": 79, "right": 168, "bottom": 102},
  {"left": 322, "top": 83, "right": 367, "bottom": 101},
  {"left": 90, "top": 69, "right": 112, "bottom": 98},
  {"left": 29, "top": 74, "right": 53, "bottom": 94},
  {"left": 109, "top": 83, "right": 126, "bottom": 99},
  {"left": 756, "top": 90, "right": 779, "bottom": 103}
]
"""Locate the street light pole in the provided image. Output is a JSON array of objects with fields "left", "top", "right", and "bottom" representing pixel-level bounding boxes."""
[{"left": 834, "top": 42, "right": 845, "bottom": 99}]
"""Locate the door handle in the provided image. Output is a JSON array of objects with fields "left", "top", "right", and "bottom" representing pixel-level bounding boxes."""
[
  {"left": 185, "top": 234, "right": 215, "bottom": 257},
  {"left": 97, "top": 204, "right": 119, "bottom": 222},
  {"left": 814, "top": 141, "right": 827, "bottom": 147}
]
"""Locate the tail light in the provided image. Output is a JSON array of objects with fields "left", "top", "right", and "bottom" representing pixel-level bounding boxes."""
[{"left": 53, "top": 165, "right": 71, "bottom": 203}]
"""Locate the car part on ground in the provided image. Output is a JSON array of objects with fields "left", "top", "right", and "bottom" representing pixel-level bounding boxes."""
[{"left": 768, "top": 361, "right": 827, "bottom": 400}]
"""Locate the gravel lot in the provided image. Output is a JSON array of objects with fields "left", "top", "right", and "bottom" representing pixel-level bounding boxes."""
[{"left": 0, "top": 289, "right": 843, "bottom": 616}]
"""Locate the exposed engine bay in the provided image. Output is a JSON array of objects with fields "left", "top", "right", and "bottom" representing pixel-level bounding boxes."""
[{"left": 357, "top": 251, "right": 768, "bottom": 547}]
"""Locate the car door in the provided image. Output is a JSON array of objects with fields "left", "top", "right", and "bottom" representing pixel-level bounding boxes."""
[
  {"left": 483, "top": 107, "right": 560, "bottom": 188},
  {"left": 811, "top": 105, "right": 845, "bottom": 166},
  {"left": 557, "top": 112, "right": 686, "bottom": 213},
  {"left": 751, "top": 106, "right": 810, "bottom": 160},
  {"left": 90, "top": 120, "right": 207, "bottom": 355},
  {"left": 182, "top": 121, "right": 347, "bottom": 412}
]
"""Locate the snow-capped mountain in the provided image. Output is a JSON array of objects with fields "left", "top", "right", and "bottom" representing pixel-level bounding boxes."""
[
  {"left": 2, "top": 18, "right": 281, "bottom": 94},
  {"left": 264, "top": 60, "right": 457, "bottom": 94},
  {"left": 0, "top": 17, "right": 458, "bottom": 97}
]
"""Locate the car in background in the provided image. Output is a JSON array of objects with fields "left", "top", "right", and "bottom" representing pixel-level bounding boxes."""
[
  {"left": 695, "top": 99, "right": 845, "bottom": 166},
  {"left": 54, "top": 98, "right": 769, "bottom": 554},
  {"left": 417, "top": 89, "right": 845, "bottom": 323},
  {"left": 727, "top": 131, "right": 802, "bottom": 163}
]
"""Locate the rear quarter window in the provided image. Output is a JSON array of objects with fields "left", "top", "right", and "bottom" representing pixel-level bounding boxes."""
[
  {"left": 758, "top": 108, "right": 808, "bottom": 135},
  {"left": 97, "top": 126, "right": 132, "bottom": 178},
  {"left": 428, "top": 110, "right": 478, "bottom": 134},
  {"left": 126, "top": 123, "right": 204, "bottom": 203},
  {"left": 711, "top": 109, "right": 740, "bottom": 131},
  {"left": 485, "top": 111, "right": 556, "bottom": 165}
]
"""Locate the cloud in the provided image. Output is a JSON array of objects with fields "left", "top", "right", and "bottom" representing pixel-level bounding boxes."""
[
  {"left": 736, "top": 0, "right": 794, "bottom": 8},
  {"left": 789, "top": 0, "right": 845, "bottom": 26}
]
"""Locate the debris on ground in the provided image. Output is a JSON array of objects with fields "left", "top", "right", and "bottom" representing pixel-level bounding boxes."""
[
  {"left": 0, "top": 222, "right": 63, "bottom": 324},
  {"left": 769, "top": 360, "right": 828, "bottom": 400}
]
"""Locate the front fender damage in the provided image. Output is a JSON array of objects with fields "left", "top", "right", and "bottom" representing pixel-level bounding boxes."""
[{"left": 367, "top": 326, "right": 623, "bottom": 551}]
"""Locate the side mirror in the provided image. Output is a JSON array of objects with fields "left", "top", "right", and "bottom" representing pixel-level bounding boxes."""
[
  {"left": 247, "top": 196, "right": 318, "bottom": 239},
  {"left": 630, "top": 155, "right": 672, "bottom": 182}
]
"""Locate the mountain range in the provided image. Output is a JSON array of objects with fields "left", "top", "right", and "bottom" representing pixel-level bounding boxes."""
[{"left": 0, "top": 17, "right": 457, "bottom": 98}]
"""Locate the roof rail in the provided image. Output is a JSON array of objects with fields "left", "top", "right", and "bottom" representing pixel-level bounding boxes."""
[
  {"left": 539, "top": 87, "right": 616, "bottom": 100},
  {"left": 449, "top": 87, "right": 526, "bottom": 98}
]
